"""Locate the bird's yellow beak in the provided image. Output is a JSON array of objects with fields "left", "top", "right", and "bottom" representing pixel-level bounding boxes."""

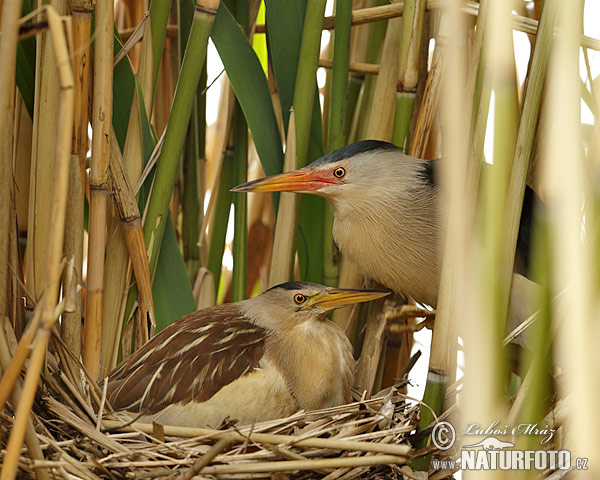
[
  {"left": 231, "top": 168, "right": 341, "bottom": 193},
  {"left": 304, "top": 288, "right": 390, "bottom": 311}
]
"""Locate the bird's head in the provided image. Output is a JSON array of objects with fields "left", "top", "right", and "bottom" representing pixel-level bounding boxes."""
[
  {"left": 243, "top": 281, "right": 389, "bottom": 329},
  {"left": 231, "top": 141, "right": 417, "bottom": 209}
]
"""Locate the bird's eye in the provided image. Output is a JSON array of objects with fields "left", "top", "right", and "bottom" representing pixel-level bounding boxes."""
[
  {"left": 294, "top": 294, "right": 307, "bottom": 304},
  {"left": 333, "top": 167, "right": 346, "bottom": 179}
]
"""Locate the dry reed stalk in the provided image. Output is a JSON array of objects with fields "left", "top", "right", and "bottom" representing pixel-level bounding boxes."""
[
  {"left": 62, "top": 0, "right": 92, "bottom": 362},
  {"left": 408, "top": 52, "right": 441, "bottom": 159},
  {"left": 101, "top": 19, "right": 153, "bottom": 376},
  {"left": 0, "top": 8, "right": 74, "bottom": 478},
  {"left": 354, "top": 299, "right": 391, "bottom": 396},
  {"left": 85, "top": 0, "right": 114, "bottom": 381},
  {"left": 108, "top": 134, "right": 155, "bottom": 348},
  {"left": 268, "top": 112, "right": 297, "bottom": 287},
  {"left": 365, "top": 7, "right": 402, "bottom": 141},
  {"left": 0, "top": 0, "right": 22, "bottom": 320}
]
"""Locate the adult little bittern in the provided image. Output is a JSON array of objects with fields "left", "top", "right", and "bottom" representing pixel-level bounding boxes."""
[
  {"left": 233, "top": 141, "right": 538, "bottom": 339},
  {"left": 106, "top": 282, "right": 388, "bottom": 427}
]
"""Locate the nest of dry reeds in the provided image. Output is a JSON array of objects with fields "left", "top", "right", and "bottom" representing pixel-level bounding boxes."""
[{"left": 0, "top": 333, "right": 442, "bottom": 480}]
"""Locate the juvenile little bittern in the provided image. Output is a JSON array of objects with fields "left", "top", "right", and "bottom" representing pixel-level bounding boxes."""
[
  {"left": 106, "top": 282, "right": 388, "bottom": 427},
  {"left": 233, "top": 141, "right": 539, "bottom": 341}
]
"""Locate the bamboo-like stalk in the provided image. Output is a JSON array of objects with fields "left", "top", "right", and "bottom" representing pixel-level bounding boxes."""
[
  {"left": 231, "top": 103, "right": 248, "bottom": 302},
  {"left": 365, "top": 3, "right": 402, "bottom": 141},
  {"left": 84, "top": 0, "right": 114, "bottom": 382},
  {"left": 291, "top": 0, "right": 327, "bottom": 169},
  {"left": 391, "top": 0, "right": 426, "bottom": 150},
  {"left": 0, "top": 8, "right": 74, "bottom": 479},
  {"left": 143, "top": 0, "right": 221, "bottom": 278},
  {"left": 62, "top": 0, "right": 92, "bottom": 361},
  {"left": 0, "top": 0, "right": 22, "bottom": 320}
]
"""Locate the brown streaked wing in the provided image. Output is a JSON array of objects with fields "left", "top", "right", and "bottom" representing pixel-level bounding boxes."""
[{"left": 106, "top": 304, "right": 266, "bottom": 414}]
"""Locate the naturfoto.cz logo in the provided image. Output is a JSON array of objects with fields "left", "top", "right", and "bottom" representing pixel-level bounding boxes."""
[{"left": 431, "top": 421, "right": 589, "bottom": 472}]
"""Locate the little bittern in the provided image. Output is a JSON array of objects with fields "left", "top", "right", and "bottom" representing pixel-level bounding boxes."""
[
  {"left": 233, "top": 141, "right": 539, "bottom": 342},
  {"left": 106, "top": 282, "right": 388, "bottom": 427}
]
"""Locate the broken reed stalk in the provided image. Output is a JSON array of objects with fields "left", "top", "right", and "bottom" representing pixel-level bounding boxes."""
[
  {"left": 143, "top": 0, "right": 221, "bottom": 278},
  {"left": 0, "top": 7, "right": 74, "bottom": 479},
  {"left": 62, "top": 0, "right": 92, "bottom": 361},
  {"left": 101, "top": 18, "right": 153, "bottom": 376},
  {"left": 85, "top": 0, "right": 114, "bottom": 381},
  {"left": 408, "top": 52, "right": 441, "bottom": 159},
  {"left": 0, "top": 0, "right": 22, "bottom": 320},
  {"left": 109, "top": 133, "right": 156, "bottom": 347}
]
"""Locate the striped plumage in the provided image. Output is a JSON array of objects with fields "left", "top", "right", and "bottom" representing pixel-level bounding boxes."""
[{"left": 106, "top": 282, "right": 388, "bottom": 427}]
